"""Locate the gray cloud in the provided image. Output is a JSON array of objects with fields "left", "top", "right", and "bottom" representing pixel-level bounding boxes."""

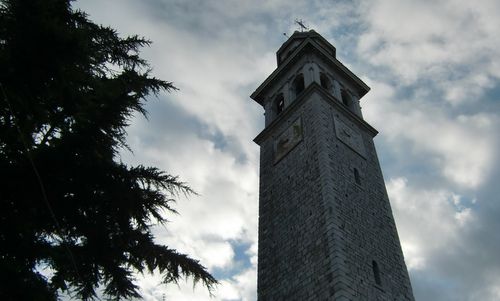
[{"left": 75, "top": 0, "right": 500, "bottom": 300}]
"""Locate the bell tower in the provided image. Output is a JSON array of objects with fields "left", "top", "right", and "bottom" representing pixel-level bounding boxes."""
[{"left": 251, "top": 30, "right": 415, "bottom": 300}]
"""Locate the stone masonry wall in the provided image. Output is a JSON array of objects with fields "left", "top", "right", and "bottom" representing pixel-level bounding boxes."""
[
  {"left": 258, "top": 92, "right": 335, "bottom": 301},
  {"left": 316, "top": 92, "right": 415, "bottom": 301},
  {"left": 257, "top": 88, "right": 414, "bottom": 301}
]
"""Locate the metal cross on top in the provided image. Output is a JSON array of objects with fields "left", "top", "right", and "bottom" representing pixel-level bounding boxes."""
[{"left": 295, "top": 19, "right": 308, "bottom": 32}]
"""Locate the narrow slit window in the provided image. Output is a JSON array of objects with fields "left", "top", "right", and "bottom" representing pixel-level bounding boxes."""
[
  {"left": 320, "top": 73, "right": 331, "bottom": 91},
  {"left": 294, "top": 74, "right": 305, "bottom": 96},
  {"left": 354, "top": 168, "right": 361, "bottom": 185},
  {"left": 275, "top": 94, "right": 285, "bottom": 115},
  {"left": 372, "top": 260, "right": 381, "bottom": 286},
  {"left": 341, "top": 90, "right": 351, "bottom": 107}
]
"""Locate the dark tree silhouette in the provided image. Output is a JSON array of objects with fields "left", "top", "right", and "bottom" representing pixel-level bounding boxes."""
[{"left": 0, "top": 0, "right": 216, "bottom": 300}]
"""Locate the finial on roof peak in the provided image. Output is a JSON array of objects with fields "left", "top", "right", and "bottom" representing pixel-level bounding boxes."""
[{"left": 294, "top": 19, "right": 308, "bottom": 32}]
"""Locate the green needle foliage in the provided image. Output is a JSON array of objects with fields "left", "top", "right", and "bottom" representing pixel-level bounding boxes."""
[{"left": 0, "top": 0, "right": 217, "bottom": 300}]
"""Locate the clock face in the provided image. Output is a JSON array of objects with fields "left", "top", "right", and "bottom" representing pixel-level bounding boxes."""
[
  {"left": 334, "top": 116, "right": 366, "bottom": 158},
  {"left": 274, "top": 117, "right": 303, "bottom": 163}
]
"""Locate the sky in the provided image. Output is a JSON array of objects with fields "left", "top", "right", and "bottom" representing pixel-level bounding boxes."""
[{"left": 76, "top": 1, "right": 500, "bottom": 300}]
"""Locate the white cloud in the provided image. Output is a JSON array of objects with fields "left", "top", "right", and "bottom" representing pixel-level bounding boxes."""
[
  {"left": 75, "top": 1, "right": 265, "bottom": 299},
  {"left": 134, "top": 257, "right": 257, "bottom": 301},
  {"left": 387, "top": 177, "right": 474, "bottom": 270},
  {"left": 111, "top": 101, "right": 259, "bottom": 298},
  {"left": 358, "top": 0, "right": 500, "bottom": 104},
  {"left": 229, "top": 267, "right": 257, "bottom": 301},
  {"left": 363, "top": 79, "right": 497, "bottom": 188},
  {"left": 388, "top": 176, "right": 500, "bottom": 301},
  {"left": 73, "top": 1, "right": 500, "bottom": 300}
]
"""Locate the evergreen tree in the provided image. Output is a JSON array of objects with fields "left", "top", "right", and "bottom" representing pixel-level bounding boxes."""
[{"left": 0, "top": 0, "right": 217, "bottom": 299}]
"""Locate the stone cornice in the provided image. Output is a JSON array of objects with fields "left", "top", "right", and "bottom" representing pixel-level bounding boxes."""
[
  {"left": 254, "top": 83, "right": 378, "bottom": 145},
  {"left": 251, "top": 38, "right": 370, "bottom": 106}
]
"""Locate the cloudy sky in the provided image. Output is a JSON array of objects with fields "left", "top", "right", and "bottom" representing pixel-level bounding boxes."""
[{"left": 76, "top": 1, "right": 500, "bottom": 300}]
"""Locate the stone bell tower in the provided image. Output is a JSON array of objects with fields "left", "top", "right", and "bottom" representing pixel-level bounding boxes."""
[{"left": 251, "top": 30, "right": 415, "bottom": 301}]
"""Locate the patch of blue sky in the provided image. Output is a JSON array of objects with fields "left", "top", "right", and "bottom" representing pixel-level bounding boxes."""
[{"left": 212, "top": 240, "right": 253, "bottom": 280}]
